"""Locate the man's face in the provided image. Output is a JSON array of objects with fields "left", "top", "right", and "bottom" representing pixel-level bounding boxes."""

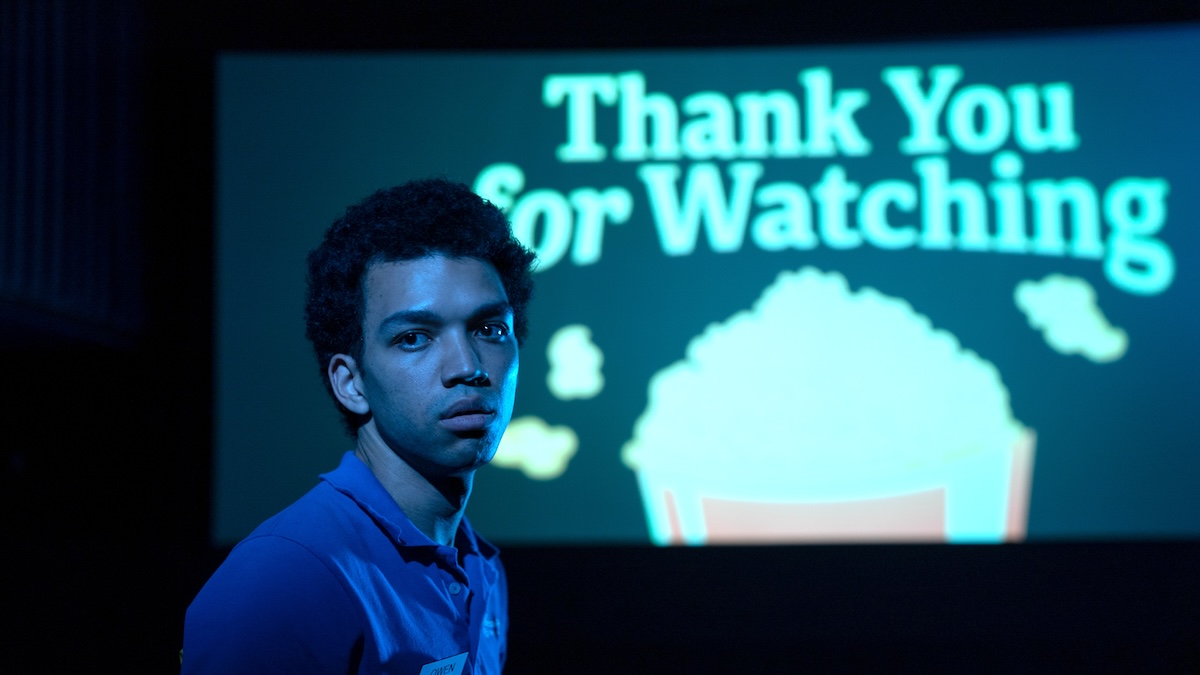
[{"left": 353, "top": 255, "right": 518, "bottom": 479}]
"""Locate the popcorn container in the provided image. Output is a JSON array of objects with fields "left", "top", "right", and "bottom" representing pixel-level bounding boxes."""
[{"left": 633, "top": 429, "right": 1036, "bottom": 545}]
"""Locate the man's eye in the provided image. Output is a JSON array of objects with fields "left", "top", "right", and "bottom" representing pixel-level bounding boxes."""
[
  {"left": 395, "top": 332, "right": 431, "bottom": 349},
  {"left": 477, "top": 323, "right": 510, "bottom": 340}
]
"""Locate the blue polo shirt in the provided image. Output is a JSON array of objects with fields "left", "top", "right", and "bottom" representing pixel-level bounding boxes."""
[{"left": 183, "top": 452, "right": 507, "bottom": 674}]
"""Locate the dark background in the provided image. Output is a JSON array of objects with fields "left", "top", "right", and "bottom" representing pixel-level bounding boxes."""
[{"left": 2, "top": 0, "right": 1198, "bottom": 671}]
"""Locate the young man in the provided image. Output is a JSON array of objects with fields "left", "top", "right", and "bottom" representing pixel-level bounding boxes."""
[{"left": 183, "top": 178, "right": 536, "bottom": 674}]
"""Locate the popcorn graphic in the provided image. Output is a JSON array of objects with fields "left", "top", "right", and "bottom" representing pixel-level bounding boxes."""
[
  {"left": 622, "top": 267, "right": 1035, "bottom": 544},
  {"left": 494, "top": 416, "right": 579, "bottom": 480},
  {"left": 1015, "top": 274, "right": 1127, "bottom": 363},
  {"left": 546, "top": 324, "right": 605, "bottom": 400}
]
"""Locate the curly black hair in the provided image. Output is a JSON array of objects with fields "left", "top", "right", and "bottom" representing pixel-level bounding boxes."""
[{"left": 304, "top": 177, "right": 536, "bottom": 434}]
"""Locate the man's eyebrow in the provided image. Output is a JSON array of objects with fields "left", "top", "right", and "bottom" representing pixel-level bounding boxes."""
[
  {"left": 377, "top": 302, "right": 513, "bottom": 333},
  {"left": 469, "top": 301, "right": 515, "bottom": 322},
  {"left": 378, "top": 309, "right": 442, "bottom": 332}
]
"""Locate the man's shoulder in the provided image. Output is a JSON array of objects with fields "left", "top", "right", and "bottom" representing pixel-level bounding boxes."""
[
  {"left": 183, "top": 482, "right": 372, "bottom": 666},
  {"left": 182, "top": 492, "right": 365, "bottom": 673},
  {"left": 235, "top": 462, "right": 423, "bottom": 578},
  {"left": 246, "top": 481, "right": 360, "bottom": 549},
  {"left": 202, "top": 483, "right": 367, "bottom": 596}
]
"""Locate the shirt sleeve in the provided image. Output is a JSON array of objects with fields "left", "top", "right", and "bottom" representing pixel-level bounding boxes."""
[{"left": 182, "top": 535, "right": 362, "bottom": 674}]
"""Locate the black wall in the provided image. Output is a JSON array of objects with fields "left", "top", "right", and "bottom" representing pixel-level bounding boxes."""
[{"left": 3, "top": 1, "right": 1198, "bottom": 671}]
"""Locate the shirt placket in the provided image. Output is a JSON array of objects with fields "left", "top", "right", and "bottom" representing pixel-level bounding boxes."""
[
  {"left": 436, "top": 545, "right": 475, "bottom": 669},
  {"left": 464, "top": 549, "right": 502, "bottom": 674}
]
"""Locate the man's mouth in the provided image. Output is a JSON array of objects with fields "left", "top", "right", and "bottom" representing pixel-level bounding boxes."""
[{"left": 440, "top": 399, "right": 496, "bottom": 433}]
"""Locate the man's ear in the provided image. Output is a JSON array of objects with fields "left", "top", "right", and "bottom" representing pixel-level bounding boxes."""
[{"left": 328, "top": 354, "right": 371, "bottom": 415}]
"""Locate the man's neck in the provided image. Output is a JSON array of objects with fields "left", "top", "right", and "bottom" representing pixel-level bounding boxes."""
[{"left": 353, "top": 425, "right": 473, "bottom": 546}]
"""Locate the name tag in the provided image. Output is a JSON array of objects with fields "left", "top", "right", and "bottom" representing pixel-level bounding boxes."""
[{"left": 419, "top": 652, "right": 469, "bottom": 675}]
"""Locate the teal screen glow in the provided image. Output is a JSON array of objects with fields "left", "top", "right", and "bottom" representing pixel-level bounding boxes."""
[{"left": 214, "top": 26, "right": 1200, "bottom": 546}]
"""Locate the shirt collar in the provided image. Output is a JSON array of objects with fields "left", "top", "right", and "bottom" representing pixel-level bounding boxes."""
[{"left": 320, "top": 451, "right": 500, "bottom": 561}]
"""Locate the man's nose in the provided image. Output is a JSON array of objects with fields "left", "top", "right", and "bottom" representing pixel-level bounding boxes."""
[{"left": 442, "top": 332, "right": 488, "bottom": 387}]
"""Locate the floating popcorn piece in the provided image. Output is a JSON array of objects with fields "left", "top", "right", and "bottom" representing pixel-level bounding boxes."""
[
  {"left": 546, "top": 323, "right": 605, "bottom": 400},
  {"left": 1015, "top": 274, "right": 1128, "bottom": 363},
  {"left": 494, "top": 416, "right": 579, "bottom": 480}
]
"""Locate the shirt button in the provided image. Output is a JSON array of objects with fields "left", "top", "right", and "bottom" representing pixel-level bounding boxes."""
[{"left": 448, "top": 582, "right": 462, "bottom": 595}]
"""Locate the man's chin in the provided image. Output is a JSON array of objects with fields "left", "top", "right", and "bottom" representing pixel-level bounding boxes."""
[{"left": 441, "top": 437, "right": 500, "bottom": 472}]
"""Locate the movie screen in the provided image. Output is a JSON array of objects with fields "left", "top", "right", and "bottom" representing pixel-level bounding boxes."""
[{"left": 214, "top": 25, "right": 1200, "bottom": 546}]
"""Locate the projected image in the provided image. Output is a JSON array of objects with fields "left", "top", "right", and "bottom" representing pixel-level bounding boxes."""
[
  {"left": 492, "top": 416, "right": 578, "bottom": 480},
  {"left": 621, "top": 268, "right": 1033, "bottom": 544},
  {"left": 215, "top": 27, "right": 1200, "bottom": 546},
  {"left": 544, "top": 324, "right": 606, "bottom": 400},
  {"left": 1015, "top": 275, "right": 1127, "bottom": 363}
]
